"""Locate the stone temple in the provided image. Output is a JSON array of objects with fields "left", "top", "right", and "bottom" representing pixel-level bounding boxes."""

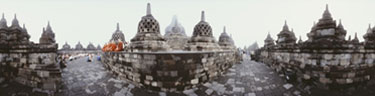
[
  {"left": 102, "top": 3, "right": 239, "bottom": 92},
  {"left": 253, "top": 5, "right": 375, "bottom": 92},
  {"left": 164, "top": 15, "right": 189, "bottom": 50},
  {"left": 0, "top": 14, "right": 61, "bottom": 91},
  {"left": 128, "top": 3, "right": 170, "bottom": 52},
  {"left": 111, "top": 23, "right": 125, "bottom": 43},
  {"left": 58, "top": 42, "right": 101, "bottom": 54},
  {"left": 186, "top": 11, "right": 222, "bottom": 51},
  {"left": 5, "top": 2, "right": 375, "bottom": 96}
]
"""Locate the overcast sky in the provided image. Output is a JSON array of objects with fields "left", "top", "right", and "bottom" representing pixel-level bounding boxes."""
[{"left": 1, "top": 0, "right": 375, "bottom": 48}]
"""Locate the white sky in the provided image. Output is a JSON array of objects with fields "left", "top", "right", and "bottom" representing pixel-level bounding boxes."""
[{"left": 1, "top": 0, "right": 375, "bottom": 48}]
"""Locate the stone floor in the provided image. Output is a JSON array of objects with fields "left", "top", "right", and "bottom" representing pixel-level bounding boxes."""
[
  {"left": 57, "top": 55, "right": 302, "bottom": 96},
  {"left": 2, "top": 55, "right": 374, "bottom": 96},
  {"left": 53, "top": 57, "right": 375, "bottom": 96},
  {"left": 0, "top": 57, "right": 375, "bottom": 96},
  {"left": 0, "top": 55, "right": 302, "bottom": 96}
]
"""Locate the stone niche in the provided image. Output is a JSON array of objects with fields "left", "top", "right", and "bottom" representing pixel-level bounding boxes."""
[{"left": 102, "top": 51, "right": 236, "bottom": 92}]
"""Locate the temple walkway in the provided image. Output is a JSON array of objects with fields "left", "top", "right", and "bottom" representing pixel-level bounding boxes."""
[
  {"left": 55, "top": 55, "right": 300, "bottom": 96},
  {"left": 0, "top": 55, "right": 301, "bottom": 96}
]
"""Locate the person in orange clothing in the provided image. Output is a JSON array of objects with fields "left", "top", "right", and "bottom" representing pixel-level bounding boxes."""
[
  {"left": 115, "top": 39, "right": 124, "bottom": 52},
  {"left": 102, "top": 43, "right": 108, "bottom": 52},
  {"left": 108, "top": 40, "right": 117, "bottom": 51}
]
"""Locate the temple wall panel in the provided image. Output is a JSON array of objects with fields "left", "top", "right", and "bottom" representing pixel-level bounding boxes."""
[
  {"left": 102, "top": 51, "right": 236, "bottom": 91},
  {"left": 0, "top": 44, "right": 61, "bottom": 92},
  {"left": 258, "top": 49, "right": 375, "bottom": 89}
]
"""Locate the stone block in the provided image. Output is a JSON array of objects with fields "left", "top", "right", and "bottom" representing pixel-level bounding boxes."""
[
  {"left": 38, "top": 71, "right": 50, "bottom": 78},
  {"left": 191, "top": 78, "right": 199, "bottom": 84},
  {"left": 346, "top": 79, "right": 353, "bottom": 84},
  {"left": 323, "top": 66, "right": 330, "bottom": 72},
  {"left": 152, "top": 81, "right": 158, "bottom": 87},
  {"left": 29, "top": 64, "right": 37, "bottom": 69},
  {"left": 144, "top": 80, "right": 150, "bottom": 85},
  {"left": 319, "top": 78, "right": 332, "bottom": 84},
  {"left": 20, "top": 57, "right": 27, "bottom": 64},
  {"left": 303, "top": 74, "right": 311, "bottom": 79},
  {"left": 164, "top": 60, "right": 175, "bottom": 65},
  {"left": 320, "top": 60, "right": 328, "bottom": 66},
  {"left": 324, "top": 54, "right": 333, "bottom": 60},
  {"left": 340, "top": 59, "right": 350, "bottom": 66},
  {"left": 311, "top": 60, "right": 317, "bottom": 65},
  {"left": 347, "top": 72, "right": 355, "bottom": 78},
  {"left": 201, "top": 58, "right": 207, "bottom": 63},
  {"left": 336, "top": 79, "right": 346, "bottom": 84},
  {"left": 43, "top": 82, "right": 56, "bottom": 91},
  {"left": 143, "top": 55, "right": 156, "bottom": 60},
  {"left": 157, "top": 82, "right": 163, "bottom": 87},
  {"left": 365, "top": 75, "right": 371, "bottom": 80},
  {"left": 157, "top": 71, "right": 163, "bottom": 76},
  {"left": 164, "top": 71, "right": 169, "bottom": 76},
  {"left": 146, "top": 75, "right": 153, "bottom": 80},
  {"left": 170, "top": 71, "right": 178, "bottom": 77},
  {"left": 331, "top": 60, "right": 339, "bottom": 66},
  {"left": 366, "top": 59, "right": 374, "bottom": 65},
  {"left": 133, "top": 54, "right": 138, "bottom": 58}
]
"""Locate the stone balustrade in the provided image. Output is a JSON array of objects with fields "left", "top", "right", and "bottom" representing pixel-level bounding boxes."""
[
  {"left": 257, "top": 48, "right": 375, "bottom": 89},
  {"left": 0, "top": 43, "right": 61, "bottom": 92},
  {"left": 101, "top": 51, "right": 236, "bottom": 92}
]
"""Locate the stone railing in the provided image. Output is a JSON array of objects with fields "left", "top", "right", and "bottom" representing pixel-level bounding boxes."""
[
  {"left": 0, "top": 43, "right": 61, "bottom": 92},
  {"left": 102, "top": 50, "right": 236, "bottom": 92},
  {"left": 257, "top": 48, "right": 375, "bottom": 89},
  {"left": 58, "top": 49, "right": 101, "bottom": 55}
]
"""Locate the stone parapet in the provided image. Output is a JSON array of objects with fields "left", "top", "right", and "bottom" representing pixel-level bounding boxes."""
[
  {"left": 257, "top": 48, "right": 375, "bottom": 89},
  {"left": 101, "top": 50, "right": 236, "bottom": 92},
  {"left": 0, "top": 43, "right": 61, "bottom": 92},
  {"left": 58, "top": 49, "right": 101, "bottom": 54}
]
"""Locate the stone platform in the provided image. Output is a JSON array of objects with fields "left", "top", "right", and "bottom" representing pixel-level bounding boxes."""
[{"left": 101, "top": 51, "right": 236, "bottom": 92}]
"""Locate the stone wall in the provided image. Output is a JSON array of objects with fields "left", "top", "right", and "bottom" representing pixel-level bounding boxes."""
[
  {"left": 58, "top": 49, "right": 101, "bottom": 55},
  {"left": 0, "top": 43, "right": 61, "bottom": 92},
  {"left": 165, "top": 36, "right": 189, "bottom": 50},
  {"left": 101, "top": 51, "right": 236, "bottom": 92},
  {"left": 257, "top": 48, "right": 375, "bottom": 89}
]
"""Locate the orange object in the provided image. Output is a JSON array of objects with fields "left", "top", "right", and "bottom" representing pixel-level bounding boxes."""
[
  {"left": 108, "top": 42, "right": 117, "bottom": 51},
  {"left": 102, "top": 44, "right": 108, "bottom": 52},
  {"left": 115, "top": 41, "right": 124, "bottom": 51}
]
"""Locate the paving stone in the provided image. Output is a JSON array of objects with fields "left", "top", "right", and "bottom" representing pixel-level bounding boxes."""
[
  {"left": 293, "top": 90, "right": 301, "bottom": 95},
  {"left": 254, "top": 77, "right": 260, "bottom": 81},
  {"left": 0, "top": 77, "right": 4, "bottom": 84},
  {"left": 246, "top": 92, "right": 256, "bottom": 96},
  {"left": 203, "top": 82, "right": 212, "bottom": 87},
  {"left": 159, "top": 92, "right": 166, "bottom": 96},
  {"left": 226, "top": 78, "right": 235, "bottom": 84},
  {"left": 257, "top": 87, "right": 263, "bottom": 91},
  {"left": 114, "top": 83, "right": 123, "bottom": 89},
  {"left": 283, "top": 84, "right": 293, "bottom": 90},
  {"left": 0, "top": 56, "right": 306, "bottom": 96},
  {"left": 205, "top": 89, "right": 214, "bottom": 95}
]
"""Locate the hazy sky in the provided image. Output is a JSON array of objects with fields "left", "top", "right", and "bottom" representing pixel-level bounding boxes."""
[{"left": 1, "top": 0, "right": 375, "bottom": 48}]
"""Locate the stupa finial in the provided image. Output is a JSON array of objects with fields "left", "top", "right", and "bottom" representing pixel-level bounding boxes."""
[
  {"left": 201, "top": 11, "right": 205, "bottom": 21},
  {"left": 116, "top": 22, "right": 120, "bottom": 31},
  {"left": 223, "top": 26, "right": 226, "bottom": 33},
  {"left": 146, "top": 3, "right": 151, "bottom": 15}
]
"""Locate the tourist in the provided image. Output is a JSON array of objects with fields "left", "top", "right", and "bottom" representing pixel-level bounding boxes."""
[
  {"left": 102, "top": 43, "right": 109, "bottom": 52},
  {"left": 114, "top": 39, "right": 124, "bottom": 51}
]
